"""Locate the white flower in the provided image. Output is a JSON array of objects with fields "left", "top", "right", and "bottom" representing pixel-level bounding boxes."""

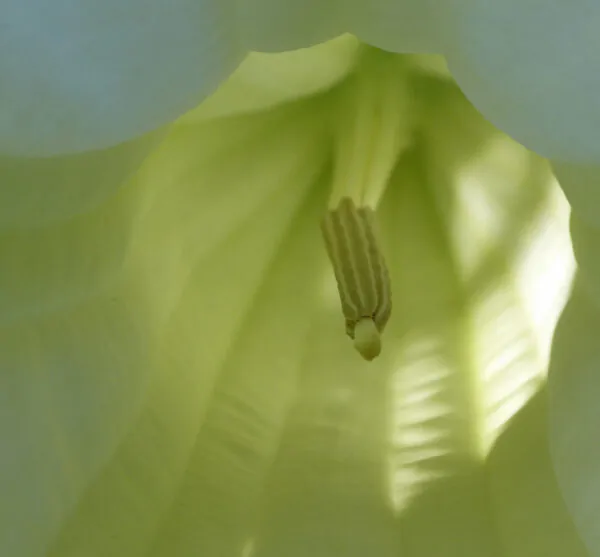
[{"left": 1, "top": 5, "right": 599, "bottom": 557}]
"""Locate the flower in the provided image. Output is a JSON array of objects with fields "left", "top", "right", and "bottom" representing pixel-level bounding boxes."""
[{"left": 1, "top": 5, "right": 600, "bottom": 557}]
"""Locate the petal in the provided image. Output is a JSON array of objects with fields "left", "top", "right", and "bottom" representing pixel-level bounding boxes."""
[
  {"left": 237, "top": 0, "right": 342, "bottom": 52},
  {"left": 488, "top": 388, "right": 588, "bottom": 557},
  {"left": 0, "top": 166, "right": 143, "bottom": 326},
  {"left": 551, "top": 162, "right": 600, "bottom": 228},
  {"left": 550, "top": 190, "right": 600, "bottom": 553},
  {"left": 0, "top": 132, "right": 162, "bottom": 229},
  {"left": 549, "top": 281, "right": 600, "bottom": 556},
  {"left": 445, "top": 0, "right": 600, "bottom": 162},
  {"left": 348, "top": 0, "right": 444, "bottom": 54},
  {"left": 1, "top": 0, "right": 242, "bottom": 156},
  {"left": 379, "top": 160, "right": 500, "bottom": 557},
  {"left": 0, "top": 268, "right": 165, "bottom": 557},
  {"left": 183, "top": 35, "right": 360, "bottom": 122},
  {"left": 2, "top": 52, "right": 577, "bottom": 557},
  {"left": 41, "top": 105, "right": 329, "bottom": 557},
  {"left": 147, "top": 184, "right": 328, "bottom": 557}
]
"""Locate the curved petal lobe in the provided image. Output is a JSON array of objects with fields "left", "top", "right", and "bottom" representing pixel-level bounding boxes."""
[
  {"left": 446, "top": 0, "right": 600, "bottom": 162},
  {"left": 0, "top": 132, "right": 162, "bottom": 229},
  {"left": 348, "top": 0, "right": 443, "bottom": 54},
  {"left": 183, "top": 35, "right": 359, "bottom": 122},
  {"left": 1, "top": 0, "right": 242, "bottom": 156},
  {"left": 549, "top": 282, "right": 600, "bottom": 557},
  {"left": 238, "top": 0, "right": 341, "bottom": 52}
]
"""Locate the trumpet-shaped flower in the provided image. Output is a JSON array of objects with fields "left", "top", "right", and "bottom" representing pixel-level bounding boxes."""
[{"left": 1, "top": 5, "right": 600, "bottom": 557}]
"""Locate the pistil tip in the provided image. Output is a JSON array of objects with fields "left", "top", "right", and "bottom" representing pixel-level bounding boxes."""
[{"left": 353, "top": 318, "right": 381, "bottom": 361}]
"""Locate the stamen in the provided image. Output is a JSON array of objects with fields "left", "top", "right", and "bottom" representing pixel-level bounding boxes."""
[
  {"left": 328, "top": 51, "right": 411, "bottom": 210},
  {"left": 321, "top": 197, "right": 391, "bottom": 361}
]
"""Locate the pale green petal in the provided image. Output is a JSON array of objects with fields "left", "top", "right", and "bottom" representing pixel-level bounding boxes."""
[
  {"left": 0, "top": 132, "right": 162, "bottom": 229},
  {"left": 551, "top": 162, "right": 600, "bottom": 228},
  {"left": 445, "top": 0, "right": 600, "bottom": 162},
  {"left": 377, "top": 159, "right": 499, "bottom": 557},
  {"left": 1, "top": 0, "right": 242, "bottom": 156},
  {"left": 348, "top": 0, "right": 443, "bottom": 54},
  {"left": 488, "top": 389, "right": 588, "bottom": 557},
  {"left": 569, "top": 220, "right": 600, "bottom": 311},
  {"left": 384, "top": 79, "right": 574, "bottom": 555},
  {"left": 0, "top": 47, "right": 578, "bottom": 557},
  {"left": 183, "top": 35, "right": 360, "bottom": 122},
  {"left": 237, "top": 0, "right": 341, "bottom": 52},
  {"left": 42, "top": 105, "right": 329, "bottom": 557},
  {"left": 549, "top": 282, "right": 600, "bottom": 557},
  {"left": 238, "top": 0, "right": 443, "bottom": 55},
  {"left": 0, "top": 162, "right": 146, "bottom": 325},
  {"left": 147, "top": 183, "right": 328, "bottom": 557},
  {"left": 0, "top": 271, "right": 166, "bottom": 557}
]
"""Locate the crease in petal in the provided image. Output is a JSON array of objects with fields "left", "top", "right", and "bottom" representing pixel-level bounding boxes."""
[
  {"left": 1, "top": 0, "right": 243, "bottom": 156},
  {"left": 147, "top": 180, "right": 328, "bottom": 557},
  {"left": 46, "top": 104, "right": 328, "bottom": 557},
  {"left": 254, "top": 305, "right": 398, "bottom": 557},
  {"left": 328, "top": 49, "right": 413, "bottom": 209}
]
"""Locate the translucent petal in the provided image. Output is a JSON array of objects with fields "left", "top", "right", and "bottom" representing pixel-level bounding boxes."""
[
  {"left": 146, "top": 185, "right": 328, "bottom": 557},
  {"left": 1, "top": 52, "right": 577, "bottom": 557},
  {"left": 549, "top": 282, "right": 600, "bottom": 556},
  {"left": 138, "top": 85, "right": 570, "bottom": 557},
  {"left": 348, "top": 0, "right": 443, "bottom": 54},
  {"left": 446, "top": 0, "right": 600, "bottom": 162},
  {"left": 0, "top": 168, "right": 145, "bottom": 326},
  {"left": 39, "top": 105, "right": 329, "bottom": 557},
  {"left": 183, "top": 35, "right": 360, "bottom": 122},
  {"left": 378, "top": 160, "right": 500, "bottom": 557},
  {"left": 551, "top": 162, "right": 600, "bottom": 228},
  {"left": 0, "top": 270, "right": 166, "bottom": 557},
  {"left": 0, "top": 132, "right": 162, "bottom": 229},
  {"left": 238, "top": 0, "right": 342, "bottom": 52},
  {"left": 488, "top": 389, "right": 588, "bottom": 557},
  {"left": 1, "top": 0, "right": 242, "bottom": 156}
]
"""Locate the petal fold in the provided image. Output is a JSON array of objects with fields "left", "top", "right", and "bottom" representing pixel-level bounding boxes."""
[{"left": 42, "top": 105, "right": 328, "bottom": 557}]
